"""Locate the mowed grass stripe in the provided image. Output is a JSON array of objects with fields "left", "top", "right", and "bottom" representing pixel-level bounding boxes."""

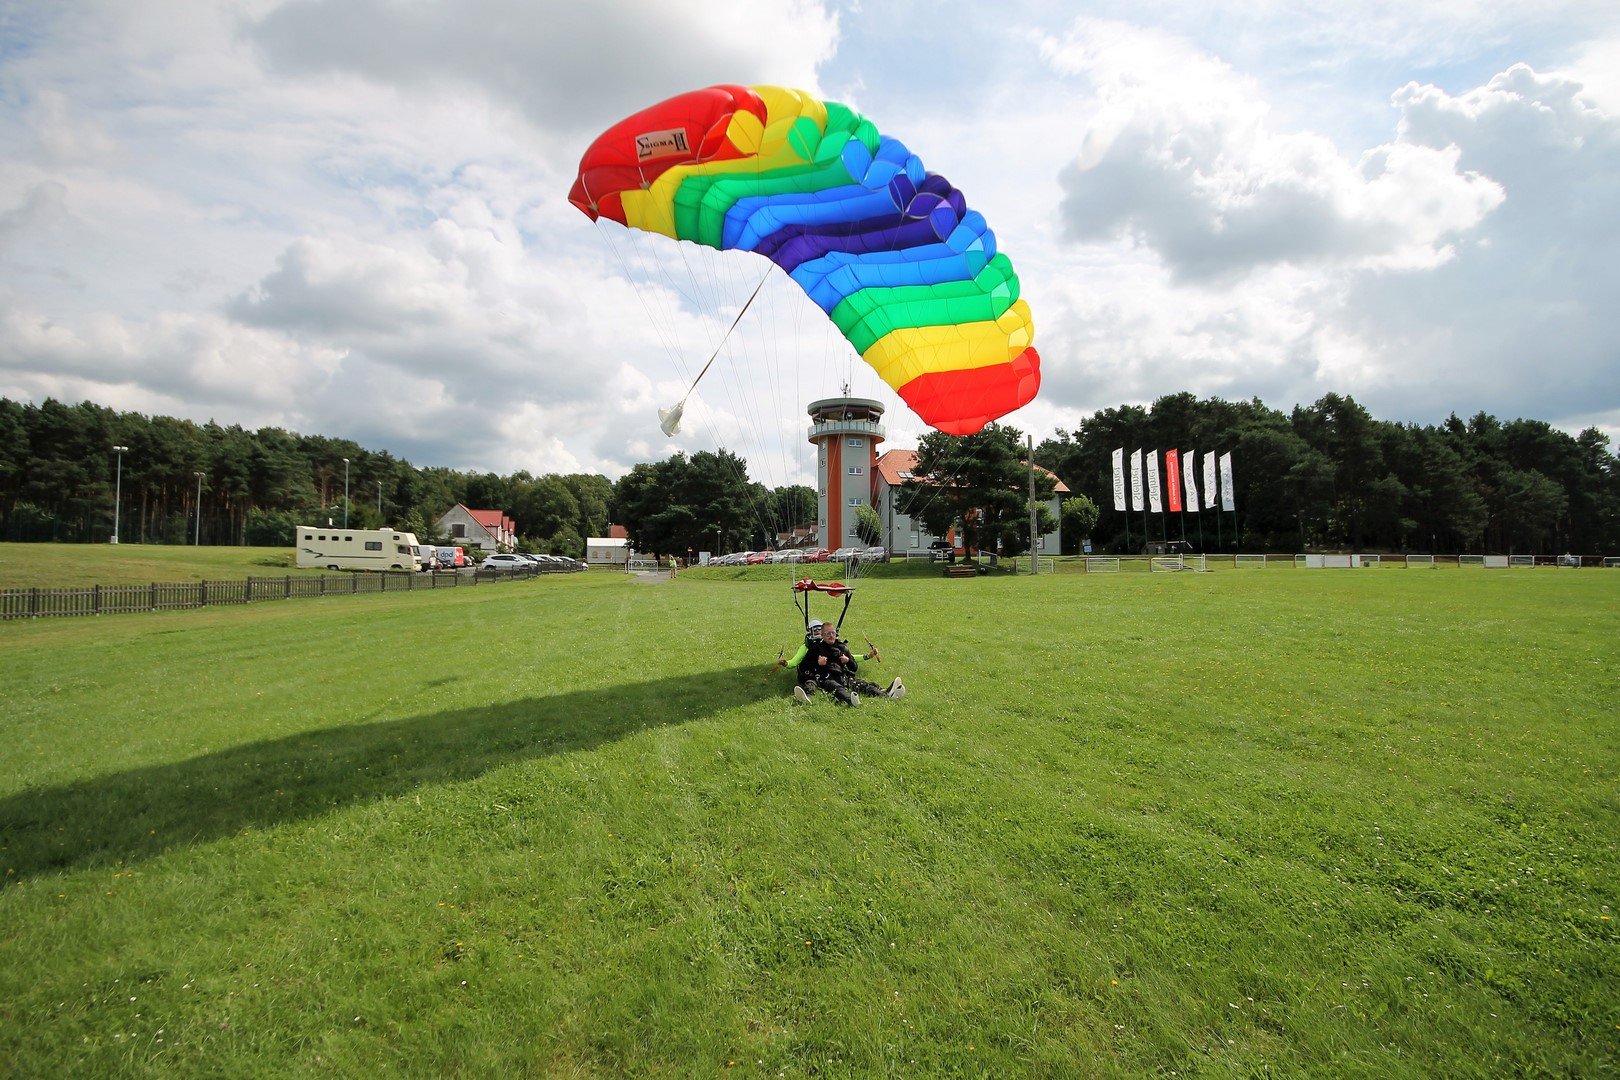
[{"left": 0, "top": 567, "right": 1614, "bottom": 1076}]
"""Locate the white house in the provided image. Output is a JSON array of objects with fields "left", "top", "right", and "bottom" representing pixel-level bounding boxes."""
[{"left": 433, "top": 504, "right": 516, "bottom": 552}]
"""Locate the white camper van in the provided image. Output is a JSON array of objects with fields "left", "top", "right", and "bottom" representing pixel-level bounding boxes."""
[{"left": 295, "top": 526, "right": 422, "bottom": 571}]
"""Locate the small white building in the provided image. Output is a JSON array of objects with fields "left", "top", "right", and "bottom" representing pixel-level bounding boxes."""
[{"left": 586, "top": 536, "right": 629, "bottom": 567}]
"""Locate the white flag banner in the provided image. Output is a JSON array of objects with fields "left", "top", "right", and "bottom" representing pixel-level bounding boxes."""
[
  {"left": 1203, "top": 452, "right": 1217, "bottom": 509},
  {"left": 1130, "top": 449, "right": 1144, "bottom": 511},
  {"left": 1219, "top": 451, "right": 1236, "bottom": 512},
  {"left": 1181, "top": 449, "right": 1199, "bottom": 512},
  {"left": 1146, "top": 450, "right": 1163, "bottom": 514},
  {"left": 1112, "top": 447, "right": 1126, "bottom": 511}
]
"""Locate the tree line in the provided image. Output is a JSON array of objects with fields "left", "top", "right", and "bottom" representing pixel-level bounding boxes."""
[
  {"left": 0, "top": 397, "right": 816, "bottom": 557},
  {"left": 5, "top": 392, "right": 1615, "bottom": 557},
  {"left": 0, "top": 398, "right": 613, "bottom": 552},
  {"left": 1036, "top": 392, "right": 1619, "bottom": 555}
]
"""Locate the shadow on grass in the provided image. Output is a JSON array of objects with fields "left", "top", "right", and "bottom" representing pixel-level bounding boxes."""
[{"left": 1, "top": 665, "right": 779, "bottom": 883}]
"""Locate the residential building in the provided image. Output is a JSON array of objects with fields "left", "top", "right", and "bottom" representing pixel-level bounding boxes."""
[
  {"left": 434, "top": 504, "right": 516, "bottom": 552},
  {"left": 872, "top": 448, "right": 1068, "bottom": 557},
  {"left": 775, "top": 523, "right": 819, "bottom": 548}
]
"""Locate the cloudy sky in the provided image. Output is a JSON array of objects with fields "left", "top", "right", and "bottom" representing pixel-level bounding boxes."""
[{"left": 2, "top": 0, "right": 1617, "bottom": 488}]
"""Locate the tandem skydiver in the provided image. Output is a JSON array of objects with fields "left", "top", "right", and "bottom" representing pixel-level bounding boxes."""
[{"left": 778, "top": 619, "right": 905, "bottom": 705}]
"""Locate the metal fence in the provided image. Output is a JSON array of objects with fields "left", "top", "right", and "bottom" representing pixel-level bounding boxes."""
[{"left": 1, "top": 565, "right": 561, "bottom": 620}]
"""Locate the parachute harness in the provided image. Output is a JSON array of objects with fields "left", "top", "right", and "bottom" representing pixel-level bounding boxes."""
[{"left": 792, "top": 579, "right": 882, "bottom": 667}]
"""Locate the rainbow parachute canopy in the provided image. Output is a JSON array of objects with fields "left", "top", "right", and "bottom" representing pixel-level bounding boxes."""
[{"left": 569, "top": 84, "right": 1040, "bottom": 436}]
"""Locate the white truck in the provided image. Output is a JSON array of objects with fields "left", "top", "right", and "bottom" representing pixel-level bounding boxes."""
[{"left": 295, "top": 526, "right": 423, "bottom": 571}]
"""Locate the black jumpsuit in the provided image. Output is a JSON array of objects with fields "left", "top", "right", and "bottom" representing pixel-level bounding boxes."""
[{"left": 798, "top": 637, "right": 880, "bottom": 703}]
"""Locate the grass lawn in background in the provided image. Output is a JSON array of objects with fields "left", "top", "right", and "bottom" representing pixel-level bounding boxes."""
[
  {"left": 1, "top": 567, "right": 1615, "bottom": 1076},
  {"left": 0, "top": 542, "right": 316, "bottom": 589}
]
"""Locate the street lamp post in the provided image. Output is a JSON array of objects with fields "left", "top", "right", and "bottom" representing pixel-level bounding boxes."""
[
  {"left": 193, "top": 471, "right": 204, "bottom": 545},
  {"left": 112, "top": 445, "right": 128, "bottom": 544},
  {"left": 342, "top": 457, "right": 350, "bottom": 528}
]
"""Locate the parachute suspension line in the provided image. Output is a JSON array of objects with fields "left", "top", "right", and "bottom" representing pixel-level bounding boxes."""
[
  {"left": 592, "top": 221, "right": 674, "bottom": 366},
  {"left": 687, "top": 252, "right": 790, "bottom": 550},
  {"left": 591, "top": 226, "right": 779, "bottom": 555},
  {"left": 677, "top": 256, "right": 794, "bottom": 554},
  {"left": 756, "top": 267, "right": 801, "bottom": 543},
  {"left": 658, "top": 263, "right": 773, "bottom": 438},
  {"left": 645, "top": 245, "right": 782, "bottom": 553}
]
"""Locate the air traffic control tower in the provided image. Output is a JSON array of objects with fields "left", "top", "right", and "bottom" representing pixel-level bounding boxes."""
[{"left": 809, "top": 396, "right": 885, "bottom": 552}]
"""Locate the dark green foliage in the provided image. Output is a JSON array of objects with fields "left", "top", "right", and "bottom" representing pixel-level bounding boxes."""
[
  {"left": 854, "top": 503, "right": 882, "bottom": 545},
  {"left": 613, "top": 451, "right": 747, "bottom": 557},
  {"left": 1060, "top": 495, "right": 1100, "bottom": 553},
  {"left": 772, "top": 484, "right": 817, "bottom": 532},
  {"left": 1037, "top": 393, "right": 1620, "bottom": 555},
  {"left": 902, "top": 423, "right": 1056, "bottom": 559},
  {"left": 0, "top": 397, "right": 614, "bottom": 551}
]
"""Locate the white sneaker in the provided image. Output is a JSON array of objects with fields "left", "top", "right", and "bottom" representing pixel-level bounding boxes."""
[
  {"left": 793, "top": 685, "right": 811, "bottom": 704},
  {"left": 886, "top": 678, "right": 906, "bottom": 700},
  {"left": 849, "top": 692, "right": 860, "bottom": 707}
]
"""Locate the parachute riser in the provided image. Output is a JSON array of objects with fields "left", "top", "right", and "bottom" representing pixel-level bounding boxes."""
[{"left": 793, "top": 578, "right": 855, "bottom": 633}]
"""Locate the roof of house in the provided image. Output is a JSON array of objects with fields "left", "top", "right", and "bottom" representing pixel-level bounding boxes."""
[
  {"left": 587, "top": 537, "right": 628, "bottom": 548},
  {"left": 608, "top": 524, "right": 628, "bottom": 539},
  {"left": 465, "top": 508, "right": 511, "bottom": 531},
  {"left": 434, "top": 506, "right": 493, "bottom": 538},
  {"left": 875, "top": 448, "right": 1070, "bottom": 494}
]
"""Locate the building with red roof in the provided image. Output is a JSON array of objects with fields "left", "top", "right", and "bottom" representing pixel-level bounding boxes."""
[
  {"left": 873, "top": 448, "right": 1068, "bottom": 557},
  {"left": 433, "top": 504, "right": 516, "bottom": 552}
]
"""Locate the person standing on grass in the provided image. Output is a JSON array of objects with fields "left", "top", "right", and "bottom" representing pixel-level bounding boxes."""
[{"left": 779, "top": 620, "right": 904, "bottom": 705}]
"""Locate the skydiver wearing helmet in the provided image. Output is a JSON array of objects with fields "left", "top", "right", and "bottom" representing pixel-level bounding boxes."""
[{"left": 778, "top": 620, "right": 905, "bottom": 705}]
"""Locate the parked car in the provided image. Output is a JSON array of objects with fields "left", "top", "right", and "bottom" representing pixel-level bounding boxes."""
[
  {"left": 831, "top": 547, "right": 862, "bottom": 561},
  {"left": 480, "top": 553, "right": 529, "bottom": 571},
  {"left": 801, "top": 548, "right": 829, "bottom": 563},
  {"left": 746, "top": 551, "right": 771, "bottom": 565},
  {"left": 862, "top": 546, "right": 889, "bottom": 563}
]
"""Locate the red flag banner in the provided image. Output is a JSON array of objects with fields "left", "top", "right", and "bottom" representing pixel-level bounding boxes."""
[{"left": 1165, "top": 449, "right": 1183, "bottom": 512}]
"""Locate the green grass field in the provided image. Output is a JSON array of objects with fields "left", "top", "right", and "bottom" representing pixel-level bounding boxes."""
[
  {"left": 1, "top": 560, "right": 1615, "bottom": 1076},
  {"left": 0, "top": 542, "right": 313, "bottom": 588}
]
